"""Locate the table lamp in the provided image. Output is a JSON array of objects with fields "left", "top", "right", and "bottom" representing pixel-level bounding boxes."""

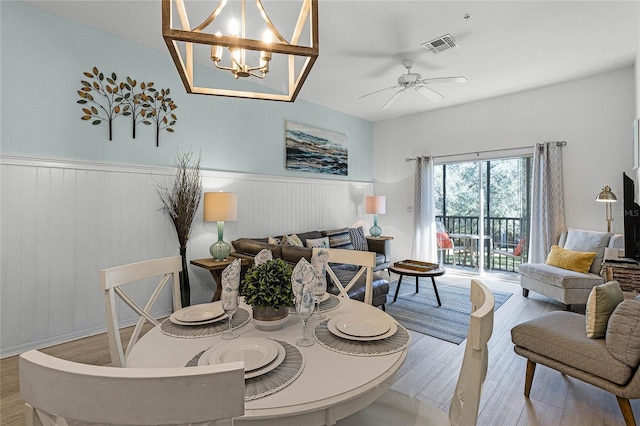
[
  {"left": 595, "top": 185, "right": 617, "bottom": 232},
  {"left": 366, "top": 195, "right": 386, "bottom": 237},
  {"left": 204, "top": 192, "right": 238, "bottom": 260}
]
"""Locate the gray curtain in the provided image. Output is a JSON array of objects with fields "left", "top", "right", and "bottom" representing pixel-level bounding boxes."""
[
  {"left": 529, "top": 142, "right": 566, "bottom": 263},
  {"left": 412, "top": 156, "right": 437, "bottom": 262}
]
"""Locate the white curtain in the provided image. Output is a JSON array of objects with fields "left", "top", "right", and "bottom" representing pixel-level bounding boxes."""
[
  {"left": 412, "top": 156, "right": 437, "bottom": 262},
  {"left": 529, "top": 142, "right": 566, "bottom": 263}
]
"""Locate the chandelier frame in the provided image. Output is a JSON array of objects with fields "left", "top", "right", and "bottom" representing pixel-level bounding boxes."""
[{"left": 162, "top": 0, "right": 319, "bottom": 101}]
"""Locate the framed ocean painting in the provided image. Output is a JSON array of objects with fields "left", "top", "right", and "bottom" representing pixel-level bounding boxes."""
[{"left": 285, "top": 121, "right": 348, "bottom": 176}]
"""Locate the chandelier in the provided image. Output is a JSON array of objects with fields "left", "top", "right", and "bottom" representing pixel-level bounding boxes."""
[{"left": 162, "top": 0, "right": 319, "bottom": 101}]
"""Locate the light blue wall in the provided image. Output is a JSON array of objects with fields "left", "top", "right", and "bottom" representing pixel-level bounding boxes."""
[{"left": 0, "top": 1, "right": 374, "bottom": 181}]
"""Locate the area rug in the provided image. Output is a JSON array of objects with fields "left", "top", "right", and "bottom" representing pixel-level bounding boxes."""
[{"left": 385, "top": 277, "right": 512, "bottom": 344}]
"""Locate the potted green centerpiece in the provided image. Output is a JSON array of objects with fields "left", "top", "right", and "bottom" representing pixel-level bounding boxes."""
[{"left": 241, "top": 258, "right": 294, "bottom": 331}]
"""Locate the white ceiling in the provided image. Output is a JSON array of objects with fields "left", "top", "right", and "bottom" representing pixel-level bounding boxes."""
[{"left": 24, "top": 0, "right": 640, "bottom": 123}]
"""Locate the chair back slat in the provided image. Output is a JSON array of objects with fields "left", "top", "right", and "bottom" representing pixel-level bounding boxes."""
[
  {"left": 100, "top": 256, "right": 182, "bottom": 367},
  {"left": 20, "top": 350, "right": 245, "bottom": 425},
  {"left": 449, "top": 278, "right": 495, "bottom": 426},
  {"left": 314, "top": 248, "right": 375, "bottom": 305}
]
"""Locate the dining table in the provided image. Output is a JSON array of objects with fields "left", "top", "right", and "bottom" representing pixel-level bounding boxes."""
[{"left": 126, "top": 296, "right": 410, "bottom": 426}]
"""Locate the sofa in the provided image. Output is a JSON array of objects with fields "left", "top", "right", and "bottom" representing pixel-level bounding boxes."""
[
  {"left": 519, "top": 228, "right": 624, "bottom": 310},
  {"left": 231, "top": 227, "right": 391, "bottom": 308}
]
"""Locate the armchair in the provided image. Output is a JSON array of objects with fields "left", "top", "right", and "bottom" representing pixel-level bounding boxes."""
[
  {"left": 511, "top": 298, "right": 640, "bottom": 425},
  {"left": 519, "top": 228, "right": 622, "bottom": 310}
]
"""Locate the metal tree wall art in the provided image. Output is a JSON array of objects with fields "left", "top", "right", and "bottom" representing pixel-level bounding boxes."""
[
  {"left": 117, "top": 78, "right": 154, "bottom": 139},
  {"left": 78, "top": 67, "right": 127, "bottom": 141},
  {"left": 141, "top": 88, "right": 177, "bottom": 147},
  {"left": 77, "top": 67, "right": 178, "bottom": 146}
]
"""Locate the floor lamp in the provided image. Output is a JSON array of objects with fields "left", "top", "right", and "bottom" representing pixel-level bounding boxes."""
[{"left": 595, "top": 186, "right": 617, "bottom": 233}]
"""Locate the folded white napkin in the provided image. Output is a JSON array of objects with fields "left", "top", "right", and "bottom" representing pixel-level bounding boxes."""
[
  {"left": 291, "top": 258, "right": 315, "bottom": 301},
  {"left": 297, "top": 285, "right": 315, "bottom": 317},
  {"left": 311, "top": 249, "right": 329, "bottom": 293},
  {"left": 221, "top": 258, "right": 241, "bottom": 304}
]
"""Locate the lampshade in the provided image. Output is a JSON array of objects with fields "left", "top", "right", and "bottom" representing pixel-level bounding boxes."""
[
  {"left": 366, "top": 196, "right": 386, "bottom": 214},
  {"left": 595, "top": 186, "right": 617, "bottom": 202},
  {"left": 204, "top": 192, "right": 238, "bottom": 222}
]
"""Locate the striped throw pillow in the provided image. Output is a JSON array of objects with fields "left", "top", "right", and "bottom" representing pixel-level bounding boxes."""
[
  {"left": 324, "top": 228, "right": 354, "bottom": 250},
  {"left": 348, "top": 226, "right": 369, "bottom": 251}
]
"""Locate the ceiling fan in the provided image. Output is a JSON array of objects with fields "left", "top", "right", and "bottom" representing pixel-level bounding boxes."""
[{"left": 360, "top": 60, "right": 467, "bottom": 110}]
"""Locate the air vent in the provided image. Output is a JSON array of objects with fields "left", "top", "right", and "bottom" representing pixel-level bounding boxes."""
[{"left": 421, "top": 34, "right": 459, "bottom": 54}]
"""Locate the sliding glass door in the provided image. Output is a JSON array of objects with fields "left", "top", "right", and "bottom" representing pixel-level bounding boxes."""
[{"left": 435, "top": 156, "right": 531, "bottom": 272}]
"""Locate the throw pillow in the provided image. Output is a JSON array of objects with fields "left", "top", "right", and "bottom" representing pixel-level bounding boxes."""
[
  {"left": 563, "top": 228, "right": 613, "bottom": 274},
  {"left": 282, "top": 234, "right": 303, "bottom": 247},
  {"left": 545, "top": 244, "right": 596, "bottom": 273},
  {"left": 437, "top": 232, "right": 454, "bottom": 249},
  {"left": 585, "top": 280, "right": 624, "bottom": 338},
  {"left": 348, "top": 226, "right": 369, "bottom": 251},
  {"left": 606, "top": 299, "right": 640, "bottom": 368},
  {"left": 305, "top": 237, "right": 330, "bottom": 249},
  {"left": 267, "top": 237, "right": 281, "bottom": 245},
  {"left": 513, "top": 238, "right": 525, "bottom": 257},
  {"left": 323, "top": 228, "right": 354, "bottom": 250}
]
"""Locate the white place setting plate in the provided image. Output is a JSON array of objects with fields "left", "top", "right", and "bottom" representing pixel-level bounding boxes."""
[
  {"left": 334, "top": 313, "right": 390, "bottom": 337},
  {"left": 168, "top": 312, "right": 227, "bottom": 326},
  {"left": 171, "top": 302, "right": 224, "bottom": 323},
  {"left": 198, "top": 338, "right": 281, "bottom": 372},
  {"left": 327, "top": 315, "right": 398, "bottom": 341},
  {"left": 244, "top": 342, "right": 286, "bottom": 379}
]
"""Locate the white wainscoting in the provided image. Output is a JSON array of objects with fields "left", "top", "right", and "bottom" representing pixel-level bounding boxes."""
[{"left": 0, "top": 156, "right": 373, "bottom": 357}]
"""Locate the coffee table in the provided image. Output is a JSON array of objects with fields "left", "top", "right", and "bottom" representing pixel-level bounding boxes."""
[{"left": 389, "top": 264, "right": 446, "bottom": 306}]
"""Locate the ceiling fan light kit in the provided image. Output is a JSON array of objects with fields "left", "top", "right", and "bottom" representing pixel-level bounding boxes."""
[{"left": 162, "top": 0, "right": 319, "bottom": 102}]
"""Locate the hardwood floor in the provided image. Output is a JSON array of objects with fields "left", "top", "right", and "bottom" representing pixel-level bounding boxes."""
[{"left": 2, "top": 270, "right": 638, "bottom": 425}]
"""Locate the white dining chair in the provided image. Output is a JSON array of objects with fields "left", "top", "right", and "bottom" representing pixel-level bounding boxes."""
[
  {"left": 313, "top": 247, "right": 376, "bottom": 305},
  {"left": 100, "top": 256, "right": 182, "bottom": 367},
  {"left": 19, "top": 349, "right": 245, "bottom": 426},
  {"left": 336, "top": 278, "right": 495, "bottom": 426}
]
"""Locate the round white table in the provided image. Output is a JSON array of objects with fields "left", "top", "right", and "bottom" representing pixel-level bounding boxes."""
[{"left": 127, "top": 298, "right": 408, "bottom": 426}]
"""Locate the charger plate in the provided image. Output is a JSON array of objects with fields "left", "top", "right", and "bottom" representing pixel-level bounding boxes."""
[
  {"left": 160, "top": 308, "right": 250, "bottom": 338},
  {"left": 198, "top": 338, "right": 280, "bottom": 371},
  {"left": 187, "top": 339, "right": 304, "bottom": 401},
  {"left": 319, "top": 294, "right": 341, "bottom": 312},
  {"left": 172, "top": 302, "right": 224, "bottom": 322},
  {"left": 314, "top": 320, "right": 410, "bottom": 357}
]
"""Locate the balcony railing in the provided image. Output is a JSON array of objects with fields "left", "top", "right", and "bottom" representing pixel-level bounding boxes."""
[{"left": 436, "top": 215, "right": 526, "bottom": 272}]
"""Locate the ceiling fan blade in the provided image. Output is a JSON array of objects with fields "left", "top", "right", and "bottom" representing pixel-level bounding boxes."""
[
  {"left": 417, "top": 86, "right": 444, "bottom": 103},
  {"left": 381, "top": 90, "right": 404, "bottom": 110},
  {"left": 420, "top": 76, "right": 468, "bottom": 84},
  {"left": 359, "top": 85, "right": 401, "bottom": 99}
]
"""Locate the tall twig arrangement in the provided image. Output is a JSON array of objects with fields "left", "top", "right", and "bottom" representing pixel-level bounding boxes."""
[{"left": 158, "top": 148, "right": 202, "bottom": 307}]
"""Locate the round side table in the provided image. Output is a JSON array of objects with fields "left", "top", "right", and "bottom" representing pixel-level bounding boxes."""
[{"left": 388, "top": 264, "right": 446, "bottom": 306}]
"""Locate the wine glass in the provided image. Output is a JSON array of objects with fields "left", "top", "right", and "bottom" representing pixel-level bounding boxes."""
[
  {"left": 295, "top": 286, "right": 315, "bottom": 347},
  {"left": 312, "top": 274, "right": 327, "bottom": 319},
  {"left": 221, "top": 291, "right": 239, "bottom": 340}
]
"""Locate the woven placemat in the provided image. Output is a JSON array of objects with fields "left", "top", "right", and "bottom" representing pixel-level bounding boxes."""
[
  {"left": 160, "top": 308, "right": 250, "bottom": 338},
  {"left": 313, "top": 320, "right": 410, "bottom": 357},
  {"left": 186, "top": 339, "right": 304, "bottom": 401},
  {"left": 319, "top": 294, "right": 341, "bottom": 312}
]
